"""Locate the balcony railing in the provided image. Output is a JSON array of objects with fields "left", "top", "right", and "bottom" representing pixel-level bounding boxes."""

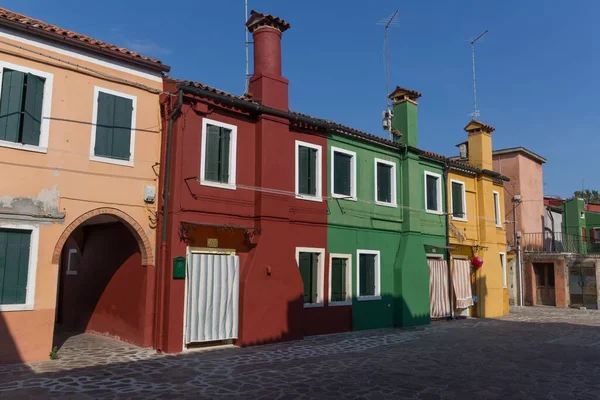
[{"left": 522, "top": 232, "right": 600, "bottom": 254}]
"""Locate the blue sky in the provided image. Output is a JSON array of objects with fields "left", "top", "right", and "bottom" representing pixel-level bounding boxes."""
[{"left": 6, "top": 1, "right": 599, "bottom": 197}]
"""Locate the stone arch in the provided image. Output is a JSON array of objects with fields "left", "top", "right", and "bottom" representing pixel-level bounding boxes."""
[{"left": 52, "top": 207, "right": 154, "bottom": 265}]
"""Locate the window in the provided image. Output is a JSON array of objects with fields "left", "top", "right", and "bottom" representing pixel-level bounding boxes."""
[
  {"left": 90, "top": 87, "right": 136, "bottom": 166},
  {"left": 0, "top": 224, "right": 39, "bottom": 311},
  {"left": 0, "top": 62, "right": 52, "bottom": 152},
  {"left": 66, "top": 248, "right": 80, "bottom": 276},
  {"left": 580, "top": 211, "right": 585, "bottom": 219},
  {"left": 296, "top": 247, "right": 324, "bottom": 307},
  {"left": 493, "top": 191, "right": 501, "bottom": 227},
  {"left": 357, "top": 250, "right": 380, "bottom": 301},
  {"left": 592, "top": 228, "right": 600, "bottom": 244},
  {"left": 200, "top": 118, "right": 238, "bottom": 189},
  {"left": 331, "top": 147, "right": 356, "bottom": 200},
  {"left": 329, "top": 254, "right": 351, "bottom": 306},
  {"left": 499, "top": 252, "right": 507, "bottom": 288},
  {"left": 374, "top": 159, "right": 397, "bottom": 207},
  {"left": 295, "top": 141, "right": 322, "bottom": 201},
  {"left": 450, "top": 180, "right": 467, "bottom": 220},
  {"left": 424, "top": 171, "right": 442, "bottom": 214}
]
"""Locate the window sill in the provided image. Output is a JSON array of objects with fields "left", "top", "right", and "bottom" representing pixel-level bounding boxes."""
[
  {"left": 200, "top": 179, "right": 237, "bottom": 191},
  {"left": 329, "top": 300, "right": 352, "bottom": 307},
  {"left": 0, "top": 303, "right": 34, "bottom": 312},
  {"left": 66, "top": 271, "right": 78, "bottom": 276},
  {"left": 452, "top": 216, "right": 467, "bottom": 222},
  {"left": 426, "top": 209, "right": 443, "bottom": 215},
  {"left": 303, "top": 302, "right": 324, "bottom": 308},
  {"left": 376, "top": 201, "right": 397, "bottom": 208},
  {"left": 495, "top": 224, "right": 503, "bottom": 228},
  {"left": 296, "top": 194, "right": 322, "bottom": 202},
  {"left": 357, "top": 295, "right": 381, "bottom": 302},
  {"left": 331, "top": 193, "right": 357, "bottom": 201},
  {"left": 0, "top": 140, "right": 47, "bottom": 154},
  {"left": 90, "top": 155, "right": 134, "bottom": 167}
]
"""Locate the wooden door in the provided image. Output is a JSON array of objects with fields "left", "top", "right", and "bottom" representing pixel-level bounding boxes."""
[{"left": 534, "top": 263, "right": 556, "bottom": 306}]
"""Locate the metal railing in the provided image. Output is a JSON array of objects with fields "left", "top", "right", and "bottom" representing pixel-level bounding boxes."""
[{"left": 521, "top": 232, "right": 600, "bottom": 254}]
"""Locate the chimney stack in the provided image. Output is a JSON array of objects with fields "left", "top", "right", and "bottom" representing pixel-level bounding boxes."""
[
  {"left": 388, "top": 86, "right": 421, "bottom": 147},
  {"left": 246, "top": 10, "right": 290, "bottom": 110},
  {"left": 464, "top": 120, "right": 495, "bottom": 170}
]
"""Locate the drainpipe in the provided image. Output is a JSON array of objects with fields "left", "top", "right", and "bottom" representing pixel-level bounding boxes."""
[
  {"left": 155, "top": 90, "right": 183, "bottom": 352},
  {"left": 443, "top": 161, "right": 455, "bottom": 319}
]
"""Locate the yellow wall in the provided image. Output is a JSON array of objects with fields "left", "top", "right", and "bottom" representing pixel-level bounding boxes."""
[{"left": 0, "top": 30, "right": 162, "bottom": 362}]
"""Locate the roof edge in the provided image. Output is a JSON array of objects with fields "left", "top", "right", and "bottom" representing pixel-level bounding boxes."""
[{"left": 492, "top": 147, "right": 547, "bottom": 164}]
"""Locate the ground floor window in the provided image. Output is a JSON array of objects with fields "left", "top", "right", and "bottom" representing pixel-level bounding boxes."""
[
  {"left": 357, "top": 250, "right": 380, "bottom": 300},
  {"left": 329, "top": 254, "right": 351, "bottom": 305},
  {"left": 296, "top": 248, "right": 324, "bottom": 307},
  {"left": 0, "top": 224, "right": 38, "bottom": 311}
]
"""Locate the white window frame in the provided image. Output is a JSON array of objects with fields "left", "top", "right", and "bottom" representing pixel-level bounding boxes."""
[
  {"left": 426, "top": 253, "right": 444, "bottom": 260},
  {"left": 500, "top": 252, "right": 507, "bottom": 288},
  {"left": 594, "top": 227, "right": 600, "bottom": 243},
  {"left": 295, "top": 140, "right": 322, "bottom": 202},
  {"left": 493, "top": 190, "right": 502, "bottom": 227},
  {"left": 296, "top": 247, "right": 325, "bottom": 308},
  {"left": 0, "top": 223, "right": 39, "bottom": 311},
  {"left": 89, "top": 86, "right": 137, "bottom": 167},
  {"left": 450, "top": 179, "right": 467, "bottom": 221},
  {"left": 66, "top": 248, "right": 79, "bottom": 276},
  {"left": 199, "top": 117, "right": 238, "bottom": 190},
  {"left": 374, "top": 158, "right": 397, "bottom": 207},
  {"left": 328, "top": 253, "right": 352, "bottom": 306},
  {"left": 330, "top": 147, "right": 357, "bottom": 201},
  {"left": 580, "top": 211, "right": 586, "bottom": 219},
  {"left": 0, "top": 61, "right": 53, "bottom": 154},
  {"left": 424, "top": 171, "right": 443, "bottom": 214},
  {"left": 356, "top": 249, "right": 381, "bottom": 301}
]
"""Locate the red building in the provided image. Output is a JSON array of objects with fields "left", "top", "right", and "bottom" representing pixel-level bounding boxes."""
[{"left": 155, "top": 11, "right": 355, "bottom": 353}]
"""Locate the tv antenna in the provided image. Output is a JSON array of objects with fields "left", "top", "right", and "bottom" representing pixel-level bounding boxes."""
[
  {"left": 470, "top": 29, "right": 488, "bottom": 120},
  {"left": 244, "top": 0, "right": 252, "bottom": 93},
  {"left": 378, "top": 10, "right": 399, "bottom": 139}
]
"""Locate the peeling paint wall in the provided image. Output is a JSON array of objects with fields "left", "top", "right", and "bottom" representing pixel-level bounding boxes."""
[{"left": 0, "top": 186, "right": 62, "bottom": 218}]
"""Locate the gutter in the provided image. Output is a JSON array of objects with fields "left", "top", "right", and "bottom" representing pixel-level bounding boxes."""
[{"left": 442, "top": 160, "right": 455, "bottom": 319}]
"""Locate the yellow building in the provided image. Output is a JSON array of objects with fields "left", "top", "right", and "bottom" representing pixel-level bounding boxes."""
[
  {"left": 0, "top": 7, "right": 169, "bottom": 363},
  {"left": 447, "top": 120, "right": 509, "bottom": 318}
]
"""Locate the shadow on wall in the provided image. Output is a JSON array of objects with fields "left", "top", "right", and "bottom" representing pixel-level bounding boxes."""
[{"left": 0, "top": 312, "right": 25, "bottom": 364}]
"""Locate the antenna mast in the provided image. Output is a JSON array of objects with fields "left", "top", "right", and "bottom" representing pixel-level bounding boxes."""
[
  {"left": 378, "top": 10, "right": 399, "bottom": 140},
  {"left": 470, "top": 29, "right": 488, "bottom": 120},
  {"left": 245, "top": 0, "right": 250, "bottom": 93}
]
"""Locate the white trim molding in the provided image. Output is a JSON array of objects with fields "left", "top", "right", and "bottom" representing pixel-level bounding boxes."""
[
  {"left": 331, "top": 146, "right": 357, "bottom": 201},
  {"left": 356, "top": 249, "right": 381, "bottom": 301},
  {"left": 66, "top": 248, "right": 79, "bottom": 276},
  {"left": 499, "top": 252, "right": 507, "bottom": 288},
  {"left": 296, "top": 247, "right": 325, "bottom": 308},
  {"left": 295, "top": 140, "right": 323, "bottom": 202},
  {"left": 424, "top": 171, "right": 443, "bottom": 215},
  {"left": 493, "top": 190, "right": 502, "bottom": 227},
  {"left": 374, "top": 158, "right": 397, "bottom": 208},
  {"left": 450, "top": 179, "right": 467, "bottom": 221},
  {"left": 328, "top": 253, "right": 352, "bottom": 306},
  {"left": 89, "top": 86, "right": 137, "bottom": 167},
  {"left": 0, "top": 222, "right": 39, "bottom": 312},
  {"left": 200, "top": 118, "right": 238, "bottom": 190},
  {"left": 0, "top": 61, "right": 53, "bottom": 154}
]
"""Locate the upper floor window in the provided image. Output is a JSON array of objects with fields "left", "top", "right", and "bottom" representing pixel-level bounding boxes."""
[
  {"left": 295, "top": 140, "right": 322, "bottom": 202},
  {"left": 493, "top": 191, "right": 501, "bottom": 227},
  {"left": 331, "top": 147, "right": 356, "bottom": 200},
  {"left": 374, "top": 158, "right": 397, "bottom": 207},
  {"left": 0, "top": 63, "right": 53, "bottom": 152},
  {"left": 200, "top": 118, "right": 237, "bottom": 190},
  {"left": 90, "top": 87, "right": 136, "bottom": 167},
  {"left": 451, "top": 180, "right": 467, "bottom": 220},
  {"left": 425, "top": 171, "right": 442, "bottom": 214}
]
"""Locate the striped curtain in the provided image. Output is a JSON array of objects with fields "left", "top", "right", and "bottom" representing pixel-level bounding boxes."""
[
  {"left": 185, "top": 254, "right": 239, "bottom": 344},
  {"left": 452, "top": 259, "right": 474, "bottom": 309},
  {"left": 428, "top": 258, "right": 451, "bottom": 318}
]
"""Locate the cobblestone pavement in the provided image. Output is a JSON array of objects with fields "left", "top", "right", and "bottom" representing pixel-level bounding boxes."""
[{"left": 2, "top": 306, "right": 600, "bottom": 399}]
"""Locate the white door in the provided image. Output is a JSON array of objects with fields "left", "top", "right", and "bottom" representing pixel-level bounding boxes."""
[{"left": 185, "top": 253, "right": 239, "bottom": 344}]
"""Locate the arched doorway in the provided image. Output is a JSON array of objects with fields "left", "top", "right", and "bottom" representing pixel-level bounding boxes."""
[{"left": 52, "top": 208, "right": 154, "bottom": 350}]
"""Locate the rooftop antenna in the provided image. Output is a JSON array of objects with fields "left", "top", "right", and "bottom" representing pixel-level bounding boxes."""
[
  {"left": 470, "top": 29, "right": 488, "bottom": 120},
  {"left": 244, "top": 0, "right": 251, "bottom": 93},
  {"left": 378, "top": 10, "right": 399, "bottom": 140}
]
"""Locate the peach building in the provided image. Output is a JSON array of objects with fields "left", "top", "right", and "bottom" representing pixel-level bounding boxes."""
[{"left": 0, "top": 7, "right": 169, "bottom": 363}]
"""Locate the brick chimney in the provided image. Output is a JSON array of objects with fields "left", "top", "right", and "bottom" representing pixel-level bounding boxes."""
[
  {"left": 464, "top": 120, "right": 495, "bottom": 170},
  {"left": 246, "top": 10, "right": 290, "bottom": 110},
  {"left": 389, "top": 86, "right": 421, "bottom": 147}
]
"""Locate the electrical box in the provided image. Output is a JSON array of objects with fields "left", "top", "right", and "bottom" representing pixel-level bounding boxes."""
[
  {"left": 144, "top": 185, "right": 156, "bottom": 203},
  {"left": 173, "top": 256, "right": 186, "bottom": 279}
]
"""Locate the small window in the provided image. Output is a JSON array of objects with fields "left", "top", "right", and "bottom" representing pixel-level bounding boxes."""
[
  {"left": 0, "top": 225, "right": 38, "bottom": 311},
  {"left": 424, "top": 171, "right": 442, "bottom": 213},
  {"left": 66, "top": 248, "right": 80, "bottom": 276},
  {"left": 451, "top": 180, "right": 466, "bottom": 220},
  {"left": 329, "top": 254, "right": 351, "bottom": 305},
  {"left": 296, "top": 248, "right": 324, "bottom": 307},
  {"left": 592, "top": 228, "right": 600, "bottom": 244},
  {"left": 0, "top": 68, "right": 45, "bottom": 146},
  {"left": 357, "top": 250, "right": 380, "bottom": 300},
  {"left": 91, "top": 87, "right": 136, "bottom": 166},
  {"left": 295, "top": 141, "right": 322, "bottom": 201},
  {"left": 580, "top": 211, "right": 585, "bottom": 219},
  {"left": 331, "top": 147, "right": 356, "bottom": 200},
  {"left": 374, "top": 159, "right": 397, "bottom": 207},
  {"left": 200, "top": 118, "right": 237, "bottom": 189},
  {"left": 493, "top": 191, "right": 501, "bottom": 227},
  {"left": 499, "top": 252, "right": 507, "bottom": 288}
]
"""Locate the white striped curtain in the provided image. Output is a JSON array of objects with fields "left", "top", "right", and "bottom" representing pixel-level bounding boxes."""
[
  {"left": 185, "top": 254, "right": 239, "bottom": 344},
  {"left": 428, "top": 258, "right": 451, "bottom": 318},
  {"left": 452, "top": 259, "right": 474, "bottom": 309}
]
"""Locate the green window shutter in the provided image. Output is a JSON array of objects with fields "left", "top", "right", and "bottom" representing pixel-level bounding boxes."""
[
  {"left": 307, "top": 148, "right": 317, "bottom": 196},
  {"left": 426, "top": 175, "right": 439, "bottom": 210},
  {"left": 359, "top": 254, "right": 376, "bottom": 297},
  {"left": 21, "top": 73, "right": 45, "bottom": 146},
  {"left": 218, "top": 128, "right": 231, "bottom": 183},
  {"left": 359, "top": 254, "right": 367, "bottom": 296},
  {"left": 0, "top": 69, "right": 25, "bottom": 143},
  {"left": 94, "top": 92, "right": 115, "bottom": 158},
  {"left": 311, "top": 253, "right": 319, "bottom": 303},
  {"left": 331, "top": 258, "right": 346, "bottom": 302},
  {"left": 204, "top": 125, "right": 221, "bottom": 181},
  {"left": 298, "top": 146, "right": 309, "bottom": 194},
  {"left": 451, "top": 182, "right": 464, "bottom": 218},
  {"left": 111, "top": 95, "right": 133, "bottom": 160},
  {"left": 377, "top": 163, "right": 392, "bottom": 203},
  {"left": 299, "top": 252, "right": 312, "bottom": 303},
  {"left": 334, "top": 152, "right": 351, "bottom": 196},
  {"left": 0, "top": 229, "right": 31, "bottom": 305}
]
